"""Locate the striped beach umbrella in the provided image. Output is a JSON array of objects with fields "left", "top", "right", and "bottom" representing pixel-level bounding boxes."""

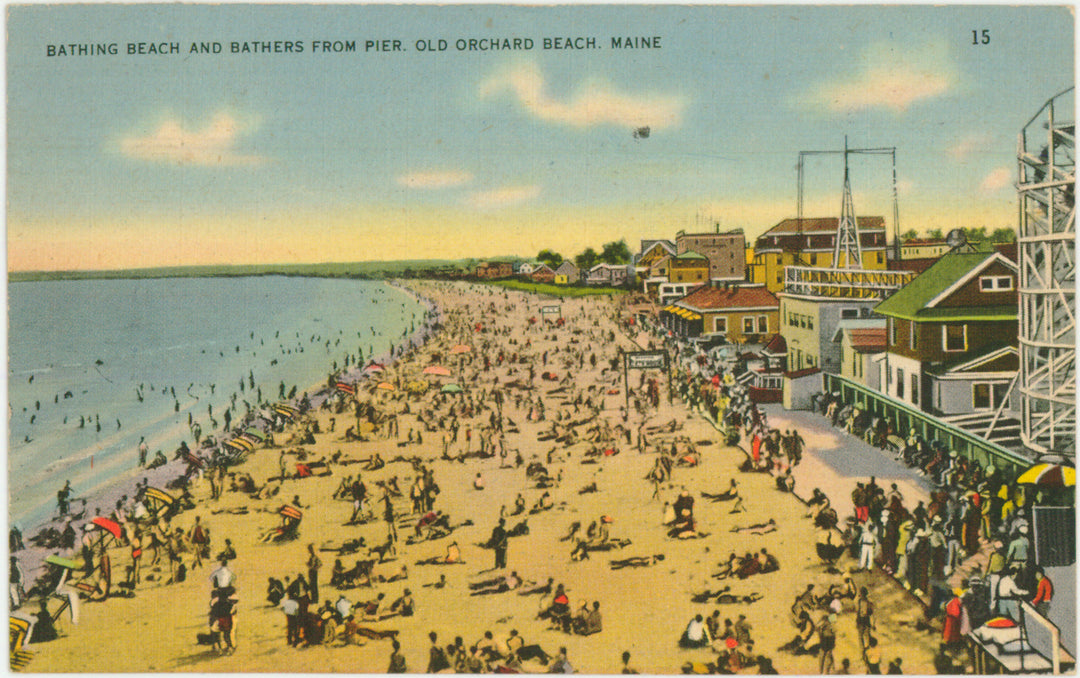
[{"left": 1016, "top": 463, "right": 1075, "bottom": 487}]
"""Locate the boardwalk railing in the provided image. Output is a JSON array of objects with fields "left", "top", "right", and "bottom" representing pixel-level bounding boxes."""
[{"left": 821, "top": 372, "right": 1033, "bottom": 480}]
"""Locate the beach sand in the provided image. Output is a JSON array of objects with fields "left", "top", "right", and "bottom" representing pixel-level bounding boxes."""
[{"left": 19, "top": 281, "right": 942, "bottom": 674}]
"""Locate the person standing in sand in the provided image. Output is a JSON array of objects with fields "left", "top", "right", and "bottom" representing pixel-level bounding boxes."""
[{"left": 307, "top": 544, "right": 322, "bottom": 604}]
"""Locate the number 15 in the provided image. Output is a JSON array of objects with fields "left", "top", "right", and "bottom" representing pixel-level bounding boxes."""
[{"left": 972, "top": 29, "right": 990, "bottom": 44}]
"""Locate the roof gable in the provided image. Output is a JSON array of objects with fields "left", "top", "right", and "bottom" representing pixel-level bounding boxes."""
[
  {"left": 925, "top": 252, "right": 1018, "bottom": 308},
  {"left": 640, "top": 240, "right": 676, "bottom": 257},
  {"left": 875, "top": 252, "right": 1010, "bottom": 320}
]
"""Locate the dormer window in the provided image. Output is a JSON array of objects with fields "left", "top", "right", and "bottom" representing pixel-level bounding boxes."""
[{"left": 979, "top": 275, "right": 1014, "bottom": 291}]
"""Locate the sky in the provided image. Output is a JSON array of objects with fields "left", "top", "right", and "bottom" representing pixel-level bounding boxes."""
[{"left": 6, "top": 4, "right": 1075, "bottom": 271}]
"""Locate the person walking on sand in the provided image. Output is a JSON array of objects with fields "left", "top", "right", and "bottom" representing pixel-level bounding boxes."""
[
  {"left": 388, "top": 639, "right": 407, "bottom": 673},
  {"left": 138, "top": 437, "right": 148, "bottom": 467},
  {"left": 307, "top": 544, "right": 322, "bottom": 604},
  {"left": 489, "top": 518, "right": 509, "bottom": 570}
]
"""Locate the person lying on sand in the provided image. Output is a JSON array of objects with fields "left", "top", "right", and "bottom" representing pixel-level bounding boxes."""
[
  {"left": 415, "top": 541, "right": 463, "bottom": 565},
  {"left": 518, "top": 577, "right": 554, "bottom": 596},
  {"left": 609, "top": 554, "right": 665, "bottom": 570},
  {"left": 730, "top": 519, "right": 777, "bottom": 535},
  {"left": 690, "top": 585, "right": 764, "bottom": 605},
  {"left": 469, "top": 571, "right": 522, "bottom": 596}
]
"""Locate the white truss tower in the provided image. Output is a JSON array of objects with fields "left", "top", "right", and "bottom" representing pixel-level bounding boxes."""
[
  {"left": 832, "top": 139, "right": 864, "bottom": 269},
  {"left": 1017, "top": 88, "right": 1076, "bottom": 457}
]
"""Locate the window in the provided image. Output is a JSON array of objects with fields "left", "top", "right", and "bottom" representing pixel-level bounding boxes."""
[
  {"left": 877, "top": 252, "right": 884, "bottom": 264},
  {"left": 757, "top": 315, "right": 768, "bottom": 333},
  {"left": 911, "top": 374, "right": 919, "bottom": 406},
  {"left": 943, "top": 324, "right": 967, "bottom": 352},
  {"left": 973, "top": 382, "right": 1010, "bottom": 409},
  {"left": 714, "top": 317, "right": 727, "bottom": 334},
  {"left": 743, "top": 317, "right": 756, "bottom": 334},
  {"left": 840, "top": 308, "right": 859, "bottom": 320},
  {"left": 979, "top": 276, "right": 1014, "bottom": 291},
  {"left": 889, "top": 319, "right": 896, "bottom": 346},
  {"left": 897, "top": 368, "right": 905, "bottom": 399},
  {"left": 910, "top": 324, "right": 917, "bottom": 351},
  {"left": 799, "top": 315, "right": 806, "bottom": 329},
  {"left": 807, "top": 316, "right": 814, "bottom": 330}
]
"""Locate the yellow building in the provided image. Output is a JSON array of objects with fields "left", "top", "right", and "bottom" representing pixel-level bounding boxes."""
[
  {"left": 749, "top": 216, "right": 889, "bottom": 293},
  {"left": 667, "top": 251, "right": 710, "bottom": 284}
]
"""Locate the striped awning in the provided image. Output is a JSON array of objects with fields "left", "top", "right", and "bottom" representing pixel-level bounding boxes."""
[{"left": 670, "top": 306, "right": 702, "bottom": 321}]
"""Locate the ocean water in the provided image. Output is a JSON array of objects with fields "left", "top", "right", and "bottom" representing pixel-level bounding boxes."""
[{"left": 7, "top": 276, "right": 427, "bottom": 532}]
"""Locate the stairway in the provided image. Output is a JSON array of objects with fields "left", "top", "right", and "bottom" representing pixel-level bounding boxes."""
[{"left": 941, "top": 412, "right": 1024, "bottom": 451}]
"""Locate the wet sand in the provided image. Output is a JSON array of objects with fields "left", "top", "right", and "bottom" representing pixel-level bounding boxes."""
[{"left": 20, "top": 281, "right": 942, "bottom": 674}]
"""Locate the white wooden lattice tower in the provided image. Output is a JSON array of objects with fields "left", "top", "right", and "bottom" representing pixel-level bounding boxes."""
[
  {"left": 1017, "top": 88, "right": 1076, "bottom": 457},
  {"left": 833, "top": 137, "right": 864, "bottom": 269}
]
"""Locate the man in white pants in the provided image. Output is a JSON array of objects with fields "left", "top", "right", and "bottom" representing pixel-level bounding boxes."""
[{"left": 858, "top": 523, "right": 878, "bottom": 571}]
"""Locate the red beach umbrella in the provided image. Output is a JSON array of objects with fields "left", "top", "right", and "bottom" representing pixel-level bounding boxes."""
[{"left": 91, "top": 517, "right": 123, "bottom": 540}]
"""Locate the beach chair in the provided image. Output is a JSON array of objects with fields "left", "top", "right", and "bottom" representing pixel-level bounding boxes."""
[{"left": 9, "top": 616, "right": 33, "bottom": 671}]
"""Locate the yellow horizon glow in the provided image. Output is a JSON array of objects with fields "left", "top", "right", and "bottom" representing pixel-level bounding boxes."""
[{"left": 7, "top": 198, "right": 1016, "bottom": 272}]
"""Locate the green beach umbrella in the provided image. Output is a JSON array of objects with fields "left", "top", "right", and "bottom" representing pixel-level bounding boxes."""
[{"left": 440, "top": 384, "right": 463, "bottom": 394}]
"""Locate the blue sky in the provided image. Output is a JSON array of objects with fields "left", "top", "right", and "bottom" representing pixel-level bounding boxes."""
[{"left": 6, "top": 4, "right": 1075, "bottom": 270}]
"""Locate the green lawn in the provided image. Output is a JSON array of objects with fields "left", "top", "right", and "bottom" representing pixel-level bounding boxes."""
[{"left": 481, "top": 279, "right": 628, "bottom": 297}]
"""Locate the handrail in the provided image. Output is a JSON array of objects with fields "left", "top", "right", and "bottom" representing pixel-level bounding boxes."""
[{"left": 821, "top": 372, "right": 1033, "bottom": 472}]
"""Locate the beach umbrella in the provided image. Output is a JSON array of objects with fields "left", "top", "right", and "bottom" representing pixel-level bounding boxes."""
[
  {"left": 144, "top": 487, "right": 176, "bottom": 511},
  {"left": 441, "top": 384, "right": 463, "bottom": 394},
  {"left": 279, "top": 505, "right": 303, "bottom": 522},
  {"left": 376, "top": 382, "right": 396, "bottom": 391},
  {"left": 244, "top": 427, "right": 268, "bottom": 442},
  {"left": 90, "top": 517, "right": 123, "bottom": 540},
  {"left": 336, "top": 382, "right": 356, "bottom": 395},
  {"left": 44, "top": 555, "right": 79, "bottom": 569},
  {"left": 1016, "top": 463, "right": 1075, "bottom": 487},
  {"left": 423, "top": 365, "right": 452, "bottom": 376},
  {"left": 365, "top": 362, "right": 385, "bottom": 372},
  {"left": 450, "top": 344, "right": 472, "bottom": 355}
]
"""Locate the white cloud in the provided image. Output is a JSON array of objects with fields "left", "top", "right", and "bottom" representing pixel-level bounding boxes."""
[
  {"left": 980, "top": 167, "right": 1013, "bottom": 193},
  {"left": 479, "top": 63, "right": 684, "bottom": 130},
  {"left": 464, "top": 184, "right": 541, "bottom": 210},
  {"left": 948, "top": 134, "right": 992, "bottom": 161},
  {"left": 808, "top": 41, "right": 955, "bottom": 113},
  {"left": 397, "top": 170, "right": 474, "bottom": 189},
  {"left": 120, "top": 113, "right": 263, "bottom": 166}
]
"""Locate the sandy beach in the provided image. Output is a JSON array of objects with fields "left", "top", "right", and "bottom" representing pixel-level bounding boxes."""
[{"left": 16, "top": 281, "right": 945, "bottom": 674}]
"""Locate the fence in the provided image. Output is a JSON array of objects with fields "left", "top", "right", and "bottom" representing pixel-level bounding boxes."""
[{"left": 822, "top": 372, "right": 1033, "bottom": 481}]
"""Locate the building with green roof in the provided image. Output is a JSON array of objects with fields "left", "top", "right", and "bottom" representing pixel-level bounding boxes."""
[{"left": 874, "top": 251, "right": 1019, "bottom": 415}]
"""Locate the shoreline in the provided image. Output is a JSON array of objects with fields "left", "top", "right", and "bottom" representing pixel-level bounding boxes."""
[{"left": 10, "top": 278, "right": 441, "bottom": 588}]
